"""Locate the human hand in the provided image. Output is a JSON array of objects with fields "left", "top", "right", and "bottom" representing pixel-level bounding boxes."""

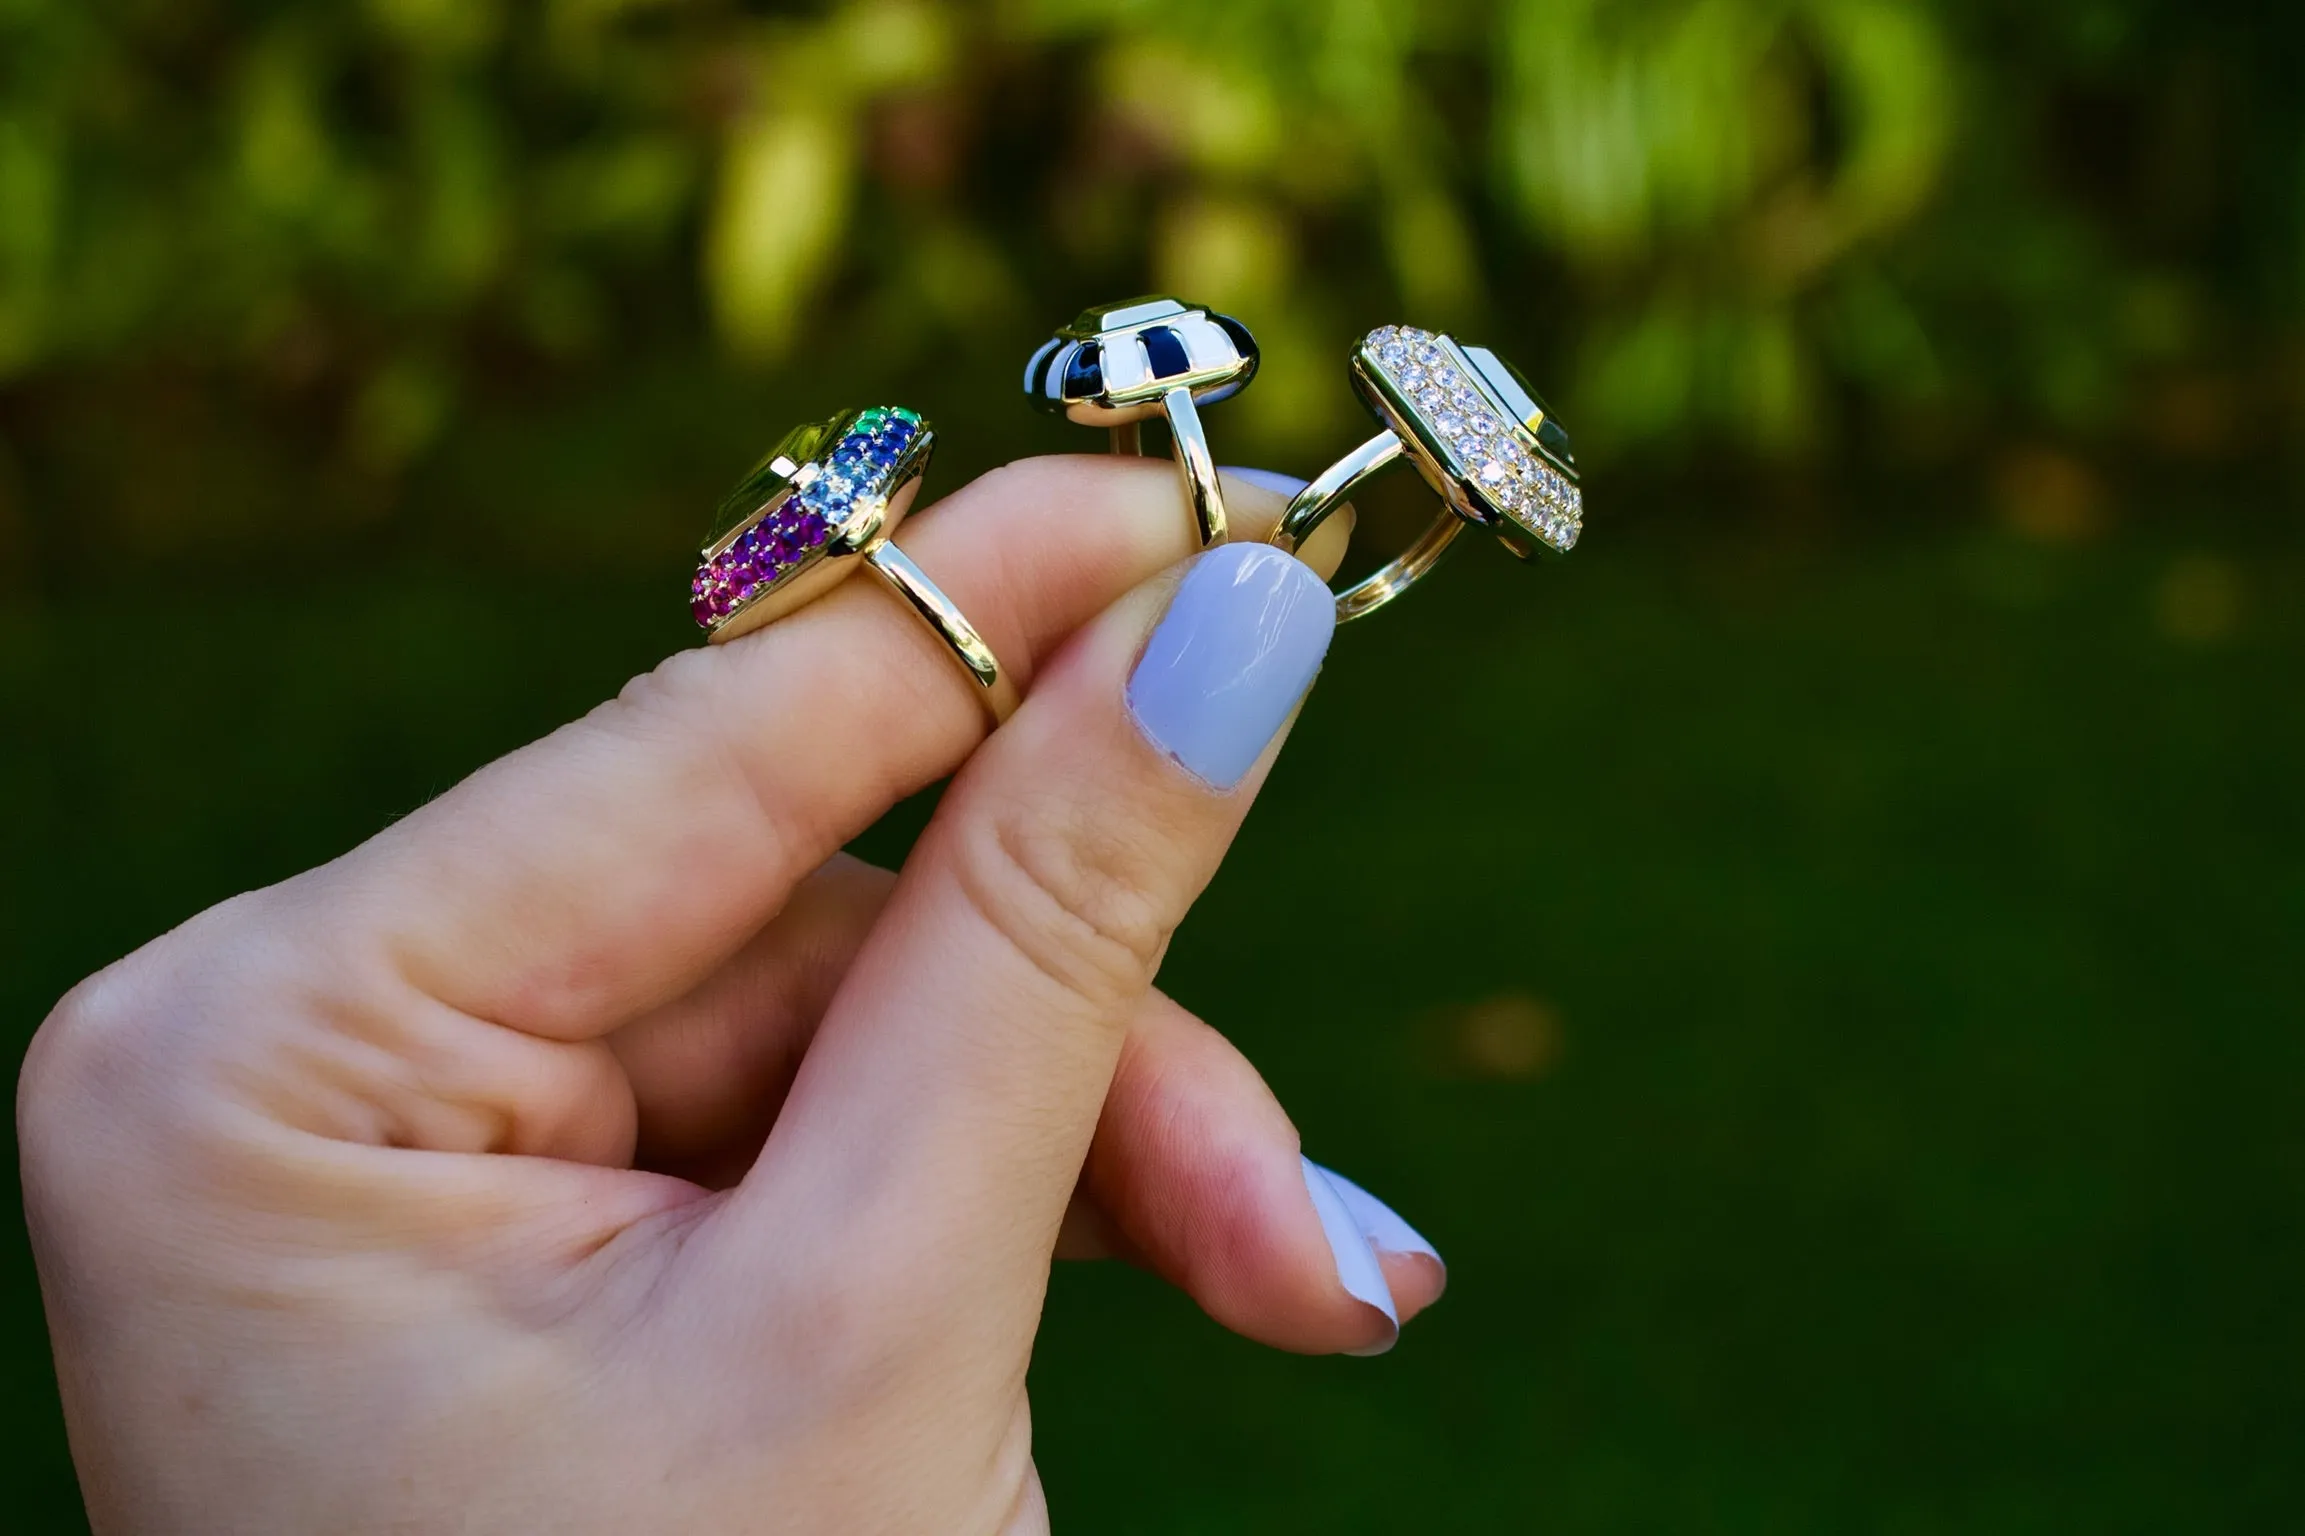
[{"left": 20, "top": 458, "right": 1444, "bottom": 1534}]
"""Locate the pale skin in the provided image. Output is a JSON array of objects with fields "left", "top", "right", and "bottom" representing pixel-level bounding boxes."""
[{"left": 18, "top": 457, "right": 1443, "bottom": 1534}]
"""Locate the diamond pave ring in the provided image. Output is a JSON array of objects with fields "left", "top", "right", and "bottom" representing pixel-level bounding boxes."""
[
  {"left": 1269, "top": 326, "right": 1585, "bottom": 623},
  {"left": 689, "top": 406, "right": 1019, "bottom": 723}
]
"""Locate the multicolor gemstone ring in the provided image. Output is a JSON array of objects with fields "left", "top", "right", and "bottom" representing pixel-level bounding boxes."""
[
  {"left": 1024, "top": 295, "right": 1259, "bottom": 548},
  {"left": 690, "top": 406, "right": 1020, "bottom": 723},
  {"left": 1269, "top": 326, "right": 1585, "bottom": 623}
]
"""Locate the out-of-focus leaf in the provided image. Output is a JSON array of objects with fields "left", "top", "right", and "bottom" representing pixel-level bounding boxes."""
[
  {"left": 366, "top": 0, "right": 504, "bottom": 59},
  {"left": 538, "top": 136, "right": 698, "bottom": 245},
  {"left": 350, "top": 355, "right": 454, "bottom": 472},
  {"left": 520, "top": 265, "right": 608, "bottom": 357},
  {"left": 1808, "top": 0, "right": 1952, "bottom": 245},
  {"left": 1737, "top": 303, "right": 1814, "bottom": 451},
  {"left": 1381, "top": 184, "right": 1482, "bottom": 324},
  {"left": 1154, "top": 192, "right": 1293, "bottom": 316},
  {"left": 829, "top": 0, "right": 953, "bottom": 92},
  {"left": 235, "top": 30, "right": 336, "bottom": 221},
  {"left": 706, "top": 103, "right": 857, "bottom": 362},
  {"left": 914, "top": 220, "right": 1023, "bottom": 325},
  {"left": 1102, "top": 41, "right": 1282, "bottom": 176},
  {"left": 1582, "top": 301, "right": 1699, "bottom": 447},
  {"left": 412, "top": 84, "right": 508, "bottom": 300},
  {"left": 1823, "top": 263, "right": 1942, "bottom": 395},
  {"left": 0, "top": 114, "right": 59, "bottom": 377},
  {"left": 1501, "top": 0, "right": 1776, "bottom": 261}
]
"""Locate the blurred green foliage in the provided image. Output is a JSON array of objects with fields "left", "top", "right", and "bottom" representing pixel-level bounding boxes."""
[{"left": 2, "top": 0, "right": 2300, "bottom": 587}]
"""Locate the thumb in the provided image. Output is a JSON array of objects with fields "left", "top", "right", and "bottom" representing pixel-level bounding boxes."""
[{"left": 718, "top": 542, "right": 1336, "bottom": 1336}]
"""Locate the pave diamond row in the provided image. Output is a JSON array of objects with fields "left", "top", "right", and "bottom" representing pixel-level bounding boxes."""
[
  {"left": 1365, "top": 326, "right": 1581, "bottom": 552},
  {"left": 691, "top": 407, "right": 923, "bottom": 629}
]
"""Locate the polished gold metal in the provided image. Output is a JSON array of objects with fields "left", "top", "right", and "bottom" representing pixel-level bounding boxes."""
[
  {"left": 1272, "top": 326, "right": 1584, "bottom": 622},
  {"left": 860, "top": 542, "right": 1021, "bottom": 722},
  {"left": 694, "top": 408, "right": 1018, "bottom": 723},
  {"left": 1025, "top": 296, "right": 1260, "bottom": 548}
]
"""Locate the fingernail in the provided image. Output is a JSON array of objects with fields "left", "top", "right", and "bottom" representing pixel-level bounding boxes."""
[
  {"left": 1126, "top": 542, "right": 1335, "bottom": 790},
  {"left": 1315, "top": 1161, "right": 1444, "bottom": 1277},
  {"left": 1219, "top": 466, "right": 1310, "bottom": 500},
  {"left": 1302, "top": 1157, "right": 1429, "bottom": 1357}
]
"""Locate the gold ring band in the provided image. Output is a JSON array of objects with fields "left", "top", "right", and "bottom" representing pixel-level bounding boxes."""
[{"left": 858, "top": 541, "right": 1021, "bottom": 722}]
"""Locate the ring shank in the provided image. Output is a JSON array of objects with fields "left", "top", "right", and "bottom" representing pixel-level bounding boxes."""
[
  {"left": 1161, "top": 386, "right": 1226, "bottom": 547},
  {"left": 864, "top": 542, "right": 1022, "bottom": 723},
  {"left": 1271, "top": 431, "right": 1463, "bottom": 623},
  {"left": 1110, "top": 388, "right": 1228, "bottom": 548}
]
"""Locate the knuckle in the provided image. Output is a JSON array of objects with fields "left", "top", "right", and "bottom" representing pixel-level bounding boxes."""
[
  {"left": 608, "top": 642, "right": 719, "bottom": 727},
  {"left": 17, "top": 891, "right": 286, "bottom": 1186},
  {"left": 17, "top": 955, "right": 171, "bottom": 1188},
  {"left": 950, "top": 784, "right": 1178, "bottom": 1013}
]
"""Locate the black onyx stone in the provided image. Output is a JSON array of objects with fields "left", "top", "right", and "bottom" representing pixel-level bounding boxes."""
[
  {"left": 1062, "top": 342, "right": 1105, "bottom": 400},
  {"left": 1535, "top": 413, "right": 1575, "bottom": 471},
  {"left": 1024, "top": 337, "right": 1062, "bottom": 398},
  {"left": 1214, "top": 312, "right": 1259, "bottom": 370},
  {"left": 1141, "top": 326, "right": 1192, "bottom": 379}
]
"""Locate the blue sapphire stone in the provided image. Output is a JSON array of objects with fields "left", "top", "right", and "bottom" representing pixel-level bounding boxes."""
[
  {"left": 1063, "top": 342, "right": 1105, "bottom": 400},
  {"left": 1141, "top": 325, "right": 1191, "bottom": 379}
]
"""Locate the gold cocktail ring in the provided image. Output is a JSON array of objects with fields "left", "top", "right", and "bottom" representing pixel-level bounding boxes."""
[
  {"left": 1024, "top": 296, "right": 1259, "bottom": 548},
  {"left": 689, "top": 407, "right": 1020, "bottom": 723},
  {"left": 1271, "top": 326, "right": 1585, "bottom": 623}
]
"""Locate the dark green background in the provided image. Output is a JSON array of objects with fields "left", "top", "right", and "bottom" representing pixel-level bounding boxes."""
[{"left": 6, "top": 0, "right": 2303, "bottom": 1528}]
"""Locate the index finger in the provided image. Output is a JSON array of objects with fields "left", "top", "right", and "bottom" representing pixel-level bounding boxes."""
[{"left": 309, "top": 459, "right": 1349, "bottom": 1041}]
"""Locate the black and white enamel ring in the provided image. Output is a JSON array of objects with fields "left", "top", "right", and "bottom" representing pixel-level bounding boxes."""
[{"left": 1024, "top": 296, "right": 1260, "bottom": 548}]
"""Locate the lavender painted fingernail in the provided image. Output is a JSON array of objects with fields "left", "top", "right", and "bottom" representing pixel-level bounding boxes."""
[
  {"left": 1126, "top": 542, "right": 1334, "bottom": 790},
  {"left": 1219, "top": 466, "right": 1311, "bottom": 500},
  {"left": 1302, "top": 1158, "right": 1444, "bottom": 1358}
]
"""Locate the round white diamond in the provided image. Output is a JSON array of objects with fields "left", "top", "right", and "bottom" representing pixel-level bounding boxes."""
[
  {"left": 1377, "top": 341, "right": 1411, "bottom": 370},
  {"left": 1432, "top": 411, "right": 1467, "bottom": 438},
  {"left": 1414, "top": 342, "right": 1446, "bottom": 369}
]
